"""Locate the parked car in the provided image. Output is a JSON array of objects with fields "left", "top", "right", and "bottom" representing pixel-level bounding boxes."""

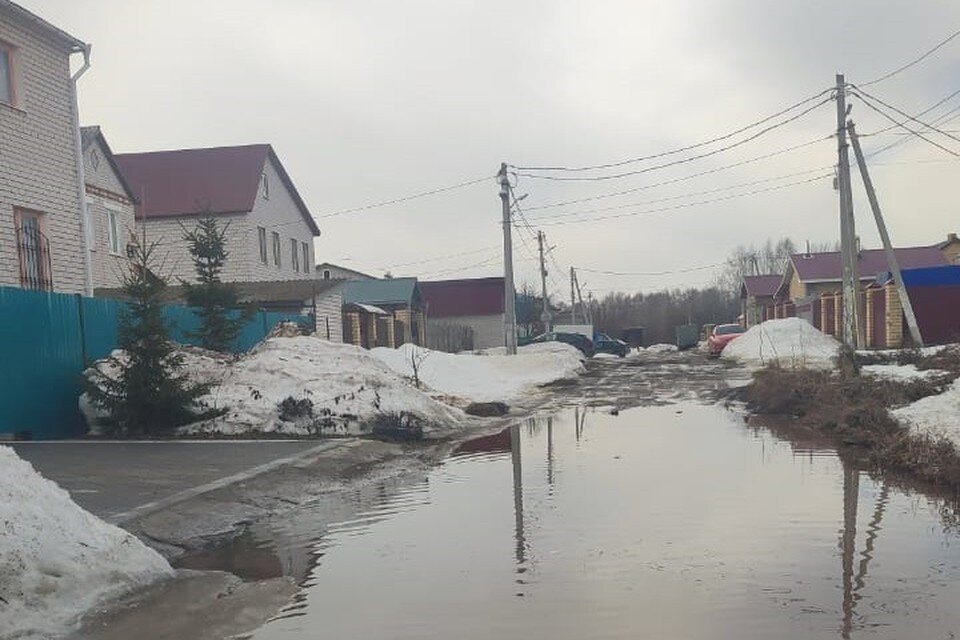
[
  {"left": 707, "top": 323, "right": 746, "bottom": 356},
  {"left": 528, "top": 332, "right": 595, "bottom": 357},
  {"left": 594, "top": 333, "right": 629, "bottom": 358}
]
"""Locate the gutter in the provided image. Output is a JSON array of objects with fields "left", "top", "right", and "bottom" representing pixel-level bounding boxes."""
[{"left": 69, "top": 44, "right": 93, "bottom": 297}]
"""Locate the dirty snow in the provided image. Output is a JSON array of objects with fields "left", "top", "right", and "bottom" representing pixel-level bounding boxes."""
[
  {"left": 593, "top": 352, "right": 620, "bottom": 360},
  {"left": 892, "top": 378, "right": 960, "bottom": 447},
  {"left": 0, "top": 447, "right": 172, "bottom": 639},
  {"left": 371, "top": 342, "right": 585, "bottom": 403},
  {"left": 646, "top": 343, "right": 679, "bottom": 353},
  {"left": 83, "top": 337, "right": 465, "bottom": 437},
  {"left": 721, "top": 318, "right": 839, "bottom": 370},
  {"left": 861, "top": 364, "right": 948, "bottom": 382}
]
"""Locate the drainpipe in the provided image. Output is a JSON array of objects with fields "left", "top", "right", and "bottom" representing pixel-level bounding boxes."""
[{"left": 70, "top": 44, "right": 93, "bottom": 297}]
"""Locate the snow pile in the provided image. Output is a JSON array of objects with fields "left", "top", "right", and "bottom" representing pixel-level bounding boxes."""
[
  {"left": 646, "top": 343, "right": 679, "bottom": 353},
  {"left": 371, "top": 342, "right": 585, "bottom": 403},
  {"left": 0, "top": 447, "right": 172, "bottom": 639},
  {"left": 721, "top": 318, "right": 839, "bottom": 370},
  {"left": 84, "top": 337, "right": 464, "bottom": 437},
  {"left": 593, "top": 352, "right": 620, "bottom": 360},
  {"left": 861, "top": 364, "right": 948, "bottom": 382},
  {"left": 892, "top": 378, "right": 960, "bottom": 447}
]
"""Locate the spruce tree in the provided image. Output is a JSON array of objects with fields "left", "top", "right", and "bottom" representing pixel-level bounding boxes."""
[
  {"left": 181, "top": 217, "right": 251, "bottom": 352},
  {"left": 85, "top": 236, "right": 209, "bottom": 436}
]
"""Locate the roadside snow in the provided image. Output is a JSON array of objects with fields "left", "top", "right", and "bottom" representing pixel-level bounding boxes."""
[
  {"left": 861, "top": 364, "right": 948, "bottom": 382},
  {"left": 84, "top": 337, "right": 464, "bottom": 437},
  {"left": 646, "top": 343, "right": 679, "bottom": 353},
  {"left": 721, "top": 318, "right": 839, "bottom": 370},
  {"left": 371, "top": 342, "right": 585, "bottom": 403},
  {"left": 0, "top": 447, "right": 172, "bottom": 639},
  {"left": 892, "top": 378, "right": 960, "bottom": 447},
  {"left": 593, "top": 352, "right": 619, "bottom": 360}
]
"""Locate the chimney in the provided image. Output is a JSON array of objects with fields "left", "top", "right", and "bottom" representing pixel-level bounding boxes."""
[{"left": 948, "top": 232, "right": 958, "bottom": 243}]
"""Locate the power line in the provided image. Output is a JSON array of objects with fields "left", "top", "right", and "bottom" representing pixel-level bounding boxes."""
[
  {"left": 859, "top": 27, "right": 960, "bottom": 87},
  {"left": 863, "top": 103, "right": 960, "bottom": 160},
  {"left": 576, "top": 261, "right": 727, "bottom": 277},
  {"left": 513, "top": 97, "right": 833, "bottom": 182},
  {"left": 851, "top": 86, "right": 960, "bottom": 144},
  {"left": 512, "top": 88, "right": 832, "bottom": 172},
  {"left": 419, "top": 251, "right": 502, "bottom": 278},
  {"left": 850, "top": 92, "right": 960, "bottom": 156},
  {"left": 385, "top": 245, "right": 499, "bottom": 268},
  {"left": 315, "top": 175, "right": 492, "bottom": 218},
  {"left": 520, "top": 135, "right": 832, "bottom": 212}
]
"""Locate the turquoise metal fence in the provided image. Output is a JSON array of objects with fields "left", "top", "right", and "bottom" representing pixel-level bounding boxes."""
[{"left": 0, "top": 286, "right": 311, "bottom": 440}]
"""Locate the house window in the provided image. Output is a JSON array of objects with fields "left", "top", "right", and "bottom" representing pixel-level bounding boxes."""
[
  {"left": 272, "top": 231, "right": 281, "bottom": 267},
  {"left": 106, "top": 208, "right": 122, "bottom": 254},
  {"left": 260, "top": 172, "right": 269, "bottom": 200},
  {"left": 257, "top": 226, "right": 267, "bottom": 264},
  {"left": 301, "top": 242, "right": 309, "bottom": 272},
  {"left": 14, "top": 209, "right": 52, "bottom": 290},
  {"left": 290, "top": 238, "right": 299, "bottom": 272},
  {"left": 323, "top": 269, "right": 331, "bottom": 279},
  {"left": 0, "top": 42, "right": 15, "bottom": 106}
]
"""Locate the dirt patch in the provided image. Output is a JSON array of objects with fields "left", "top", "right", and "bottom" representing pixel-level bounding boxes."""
[{"left": 739, "top": 367, "right": 960, "bottom": 491}]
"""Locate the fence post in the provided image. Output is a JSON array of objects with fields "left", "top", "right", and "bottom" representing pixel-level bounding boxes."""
[
  {"left": 75, "top": 293, "right": 88, "bottom": 367},
  {"left": 261, "top": 309, "right": 268, "bottom": 338}
]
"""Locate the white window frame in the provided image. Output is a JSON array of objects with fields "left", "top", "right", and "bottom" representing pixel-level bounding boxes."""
[
  {"left": 0, "top": 40, "right": 16, "bottom": 107},
  {"left": 260, "top": 172, "right": 269, "bottom": 200},
  {"left": 290, "top": 238, "right": 299, "bottom": 272},
  {"left": 257, "top": 226, "right": 268, "bottom": 264},
  {"left": 105, "top": 204, "right": 123, "bottom": 255},
  {"left": 301, "top": 242, "right": 309, "bottom": 273},
  {"left": 272, "top": 231, "right": 281, "bottom": 267}
]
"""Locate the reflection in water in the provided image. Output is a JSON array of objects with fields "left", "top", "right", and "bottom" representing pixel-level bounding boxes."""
[{"left": 240, "top": 404, "right": 960, "bottom": 640}]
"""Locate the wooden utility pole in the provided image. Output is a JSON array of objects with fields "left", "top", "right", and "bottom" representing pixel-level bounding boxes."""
[
  {"left": 499, "top": 163, "right": 518, "bottom": 354},
  {"left": 848, "top": 122, "right": 924, "bottom": 346},
  {"left": 537, "top": 231, "right": 552, "bottom": 331},
  {"left": 570, "top": 267, "right": 577, "bottom": 324},
  {"left": 835, "top": 74, "right": 864, "bottom": 348}
]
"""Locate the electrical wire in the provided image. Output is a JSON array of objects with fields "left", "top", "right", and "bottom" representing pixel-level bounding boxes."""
[
  {"left": 512, "top": 88, "right": 833, "bottom": 172},
  {"left": 315, "top": 175, "right": 493, "bottom": 218},
  {"left": 513, "top": 97, "right": 833, "bottom": 182},
  {"left": 859, "top": 27, "right": 960, "bottom": 87},
  {"left": 850, "top": 92, "right": 960, "bottom": 156},
  {"left": 576, "top": 261, "right": 727, "bottom": 277},
  {"left": 850, "top": 86, "right": 960, "bottom": 144},
  {"left": 863, "top": 103, "right": 960, "bottom": 160}
]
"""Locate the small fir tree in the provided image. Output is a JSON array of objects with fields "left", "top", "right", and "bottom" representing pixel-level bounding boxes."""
[
  {"left": 85, "top": 236, "right": 209, "bottom": 436},
  {"left": 181, "top": 217, "right": 251, "bottom": 352}
]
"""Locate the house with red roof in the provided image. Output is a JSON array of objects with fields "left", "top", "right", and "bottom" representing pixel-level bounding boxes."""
[
  {"left": 420, "top": 277, "right": 505, "bottom": 351},
  {"left": 113, "top": 144, "right": 319, "bottom": 285}
]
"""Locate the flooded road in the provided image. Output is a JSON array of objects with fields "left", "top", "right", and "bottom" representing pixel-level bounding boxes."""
[{"left": 225, "top": 399, "right": 960, "bottom": 640}]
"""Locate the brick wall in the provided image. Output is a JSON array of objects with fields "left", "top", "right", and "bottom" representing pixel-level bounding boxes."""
[
  {"left": 0, "top": 14, "right": 85, "bottom": 293},
  {"left": 885, "top": 284, "right": 903, "bottom": 348},
  {"left": 83, "top": 136, "right": 134, "bottom": 288}
]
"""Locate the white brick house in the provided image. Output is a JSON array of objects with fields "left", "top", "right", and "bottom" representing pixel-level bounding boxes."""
[
  {"left": 113, "top": 144, "right": 319, "bottom": 285},
  {"left": 81, "top": 126, "right": 136, "bottom": 288},
  {"left": 0, "top": 1, "right": 91, "bottom": 293}
]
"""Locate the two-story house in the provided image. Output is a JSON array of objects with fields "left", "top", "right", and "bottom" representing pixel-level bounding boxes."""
[
  {"left": 1, "top": 1, "right": 92, "bottom": 293},
  {"left": 113, "top": 144, "right": 319, "bottom": 284},
  {"left": 80, "top": 126, "right": 136, "bottom": 288}
]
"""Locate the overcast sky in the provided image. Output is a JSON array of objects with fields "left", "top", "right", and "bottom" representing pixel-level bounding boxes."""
[{"left": 24, "top": 0, "right": 960, "bottom": 299}]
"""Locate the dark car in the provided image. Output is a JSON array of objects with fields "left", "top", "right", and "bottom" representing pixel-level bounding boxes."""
[
  {"left": 594, "top": 333, "right": 629, "bottom": 358},
  {"left": 528, "top": 331, "right": 595, "bottom": 357}
]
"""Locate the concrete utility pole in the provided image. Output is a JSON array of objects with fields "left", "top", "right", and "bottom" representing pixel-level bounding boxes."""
[
  {"left": 570, "top": 267, "right": 577, "bottom": 324},
  {"left": 835, "top": 74, "right": 864, "bottom": 348},
  {"left": 848, "top": 122, "right": 924, "bottom": 346},
  {"left": 537, "top": 231, "right": 552, "bottom": 331},
  {"left": 499, "top": 163, "right": 518, "bottom": 354}
]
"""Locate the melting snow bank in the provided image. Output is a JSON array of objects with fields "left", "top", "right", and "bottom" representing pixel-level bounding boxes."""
[
  {"left": 0, "top": 447, "right": 172, "bottom": 639},
  {"left": 370, "top": 342, "right": 585, "bottom": 404},
  {"left": 862, "top": 364, "right": 949, "bottom": 382},
  {"left": 84, "top": 337, "right": 464, "bottom": 437},
  {"left": 722, "top": 318, "right": 839, "bottom": 370},
  {"left": 892, "top": 378, "right": 960, "bottom": 447}
]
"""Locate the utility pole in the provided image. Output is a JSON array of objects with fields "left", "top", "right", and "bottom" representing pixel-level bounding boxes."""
[
  {"left": 499, "top": 163, "right": 518, "bottom": 354},
  {"left": 835, "top": 74, "right": 863, "bottom": 348},
  {"left": 570, "top": 267, "right": 577, "bottom": 324},
  {"left": 848, "top": 122, "right": 924, "bottom": 346},
  {"left": 537, "top": 231, "right": 552, "bottom": 331},
  {"left": 574, "top": 271, "right": 588, "bottom": 325}
]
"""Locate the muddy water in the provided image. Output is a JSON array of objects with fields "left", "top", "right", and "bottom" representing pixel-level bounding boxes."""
[{"left": 231, "top": 404, "right": 960, "bottom": 639}]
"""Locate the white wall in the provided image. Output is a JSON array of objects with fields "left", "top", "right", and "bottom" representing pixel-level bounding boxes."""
[
  {"left": 83, "top": 136, "right": 135, "bottom": 288},
  {"left": 316, "top": 264, "right": 373, "bottom": 281},
  {"left": 0, "top": 13, "right": 85, "bottom": 293},
  {"left": 313, "top": 288, "right": 343, "bottom": 342}
]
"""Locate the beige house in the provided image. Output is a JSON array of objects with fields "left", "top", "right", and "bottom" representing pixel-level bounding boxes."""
[
  {"left": 1, "top": 1, "right": 92, "bottom": 293},
  {"left": 80, "top": 126, "right": 136, "bottom": 288},
  {"left": 113, "top": 144, "right": 319, "bottom": 285},
  {"left": 316, "top": 262, "right": 374, "bottom": 281}
]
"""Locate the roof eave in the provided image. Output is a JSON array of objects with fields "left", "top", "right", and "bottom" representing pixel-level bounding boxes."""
[
  {"left": 265, "top": 146, "right": 320, "bottom": 236},
  {"left": 1, "top": 0, "right": 86, "bottom": 51}
]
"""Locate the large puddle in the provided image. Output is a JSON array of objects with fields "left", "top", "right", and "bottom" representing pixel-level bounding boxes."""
[{"left": 191, "top": 403, "right": 960, "bottom": 639}]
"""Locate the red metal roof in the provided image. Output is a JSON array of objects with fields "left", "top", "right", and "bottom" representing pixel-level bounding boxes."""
[
  {"left": 791, "top": 247, "right": 947, "bottom": 282},
  {"left": 741, "top": 275, "right": 782, "bottom": 298},
  {"left": 421, "top": 277, "right": 505, "bottom": 318},
  {"left": 114, "top": 144, "right": 319, "bottom": 235}
]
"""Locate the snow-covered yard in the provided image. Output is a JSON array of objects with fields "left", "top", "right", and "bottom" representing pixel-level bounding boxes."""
[
  {"left": 722, "top": 318, "right": 839, "bottom": 370},
  {"left": 0, "top": 447, "right": 172, "bottom": 639},
  {"left": 861, "top": 363, "right": 949, "bottom": 382},
  {"left": 370, "top": 341, "right": 585, "bottom": 404},
  {"left": 892, "top": 378, "right": 960, "bottom": 448}
]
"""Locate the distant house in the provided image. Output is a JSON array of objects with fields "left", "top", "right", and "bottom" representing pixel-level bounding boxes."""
[
  {"left": 420, "top": 277, "right": 505, "bottom": 351},
  {"left": 316, "top": 262, "right": 374, "bottom": 281},
  {"left": 115, "top": 144, "right": 319, "bottom": 284},
  {"left": 80, "top": 126, "right": 137, "bottom": 288},
  {"left": 1, "top": 2, "right": 90, "bottom": 293},
  {"left": 341, "top": 277, "right": 425, "bottom": 349},
  {"left": 739, "top": 275, "right": 781, "bottom": 328}
]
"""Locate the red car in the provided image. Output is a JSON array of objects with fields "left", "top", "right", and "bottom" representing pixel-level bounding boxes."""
[{"left": 708, "top": 323, "right": 746, "bottom": 356}]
